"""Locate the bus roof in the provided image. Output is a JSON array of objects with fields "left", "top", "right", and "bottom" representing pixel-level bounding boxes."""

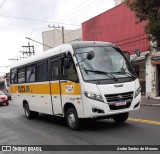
[
  {"left": 70, "top": 41, "right": 115, "bottom": 49},
  {"left": 10, "top": 41, "right": 116, "bottom": 69}
]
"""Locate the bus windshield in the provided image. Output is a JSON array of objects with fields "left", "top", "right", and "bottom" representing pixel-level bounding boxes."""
[{"left": 74, "top": 46, "right": 136, "bottom": 81}]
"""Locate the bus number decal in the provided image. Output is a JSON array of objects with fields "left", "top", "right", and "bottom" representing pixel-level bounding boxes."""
[{"left": 18, "top": 86, "right": 31, "bottom": 93}]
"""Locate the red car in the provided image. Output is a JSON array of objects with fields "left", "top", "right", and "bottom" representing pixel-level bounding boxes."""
[{"left": 0, "top": 90, "right": 9, "bottom": 106}]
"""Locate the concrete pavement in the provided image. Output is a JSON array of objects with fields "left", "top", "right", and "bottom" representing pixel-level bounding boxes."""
[{"left": 141, "top": 95, "right": 160, "bottom": 106}]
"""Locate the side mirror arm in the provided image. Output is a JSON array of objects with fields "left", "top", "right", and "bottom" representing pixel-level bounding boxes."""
[{"left": 76, "top": 58, "right": 87, "bottom": 66}]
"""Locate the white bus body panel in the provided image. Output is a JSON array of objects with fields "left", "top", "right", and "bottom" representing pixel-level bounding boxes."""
[{"left": 80, "top": 79, "right": 141, "bottom": 118}]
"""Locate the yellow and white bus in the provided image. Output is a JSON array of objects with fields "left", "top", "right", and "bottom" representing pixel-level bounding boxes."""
[{"left": 10, "top": 41, "right": 141, "bottom": 130}]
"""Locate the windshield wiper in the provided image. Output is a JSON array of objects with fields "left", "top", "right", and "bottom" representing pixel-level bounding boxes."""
[
  {"left": 85, "top": 70, "right": 118, "bottom": 81},
  {"left": 115, "top": 71, "right": 136, "bottom": 79},
  {"left": 80, "top": 65, "right": 88, "bottom": 74}
]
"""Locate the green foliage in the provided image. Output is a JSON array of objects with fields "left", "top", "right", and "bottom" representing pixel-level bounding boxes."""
[{"left": 125, "top": 0, "right": 160, "bottom": 51}]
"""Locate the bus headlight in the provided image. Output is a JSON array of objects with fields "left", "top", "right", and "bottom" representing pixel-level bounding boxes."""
[
  {"left": 84, "top": 91, "right": 104, "bottom": 102},
  {"left": 135, "top": 87, "right": 141, "bottom": 98}
]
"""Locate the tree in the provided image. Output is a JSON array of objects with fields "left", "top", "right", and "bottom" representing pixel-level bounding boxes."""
[{"left": 125, "top": 0, "right": 160, "bottom": 51}]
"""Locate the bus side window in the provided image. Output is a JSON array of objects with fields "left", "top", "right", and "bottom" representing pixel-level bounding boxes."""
[
  {"left": 18, "top": 67, "right": 25, "bottom": 83},
  {"left": 61, "top": 56, "right": 79, "bottom": 82},
  {"left": 26, "top": 64, "right": 35, "bottom": 82},
  {"left": 11, "top": 69, "right": 17, "bottom": 84},
  {"left": 50, "top": 60, "right": 59, "bottom": 80},
  {"left": 37, "top": 60, "right": 48, "bottom": 82}
]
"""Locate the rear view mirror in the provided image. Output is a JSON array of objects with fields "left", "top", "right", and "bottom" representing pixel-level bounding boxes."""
[
  {"left": 135, "top": 49, "right": 140, "bottom": 57},
  {"left": 131, "top": 49, "right": 141, "bottom": 62},
  {"left": 86, "top": 51, "right": 95, "bottom": 60}
]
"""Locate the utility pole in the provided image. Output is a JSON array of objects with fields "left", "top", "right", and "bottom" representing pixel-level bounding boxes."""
[
  {"left": 22, "top": 42, "right": 35, "bottom": 57},
  {"left": 48, "top": 25, "right": 65, "bottom": 44},
  {"left": 62, "top": 26, "right": 65, "bottom": 44},
  {"left": 20, "top": 51, "right": 28, "bottom": 59}
]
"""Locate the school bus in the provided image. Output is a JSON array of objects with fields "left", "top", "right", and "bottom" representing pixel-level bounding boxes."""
[{"left": 10, "top": 41, "right": 141, "bottom": 130}]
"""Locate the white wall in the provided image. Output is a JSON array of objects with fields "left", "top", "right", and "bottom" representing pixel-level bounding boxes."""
[
  {"left": 145, "top": 54, "right": 157, "bottom": 98},
  {"left": 115, "top": 0, "right": 124, "bottom": 6},
  {"left": 42, "top": 28, "right": 82, "bottom": 51}
]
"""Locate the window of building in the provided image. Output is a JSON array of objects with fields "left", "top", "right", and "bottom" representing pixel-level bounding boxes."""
[
  {"left": 26, "top": 64, "right": 35, "bottom": 82},
  {"left": 18, "top": 67, "right": 25, "bottom": 83},
  {"left": 37, "top": 60, "right": 48, "bottom": 82}
]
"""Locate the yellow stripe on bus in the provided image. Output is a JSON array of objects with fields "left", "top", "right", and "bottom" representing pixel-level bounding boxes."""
[{"left": 10, "top": 82, "right": 81, "bottom": 95}]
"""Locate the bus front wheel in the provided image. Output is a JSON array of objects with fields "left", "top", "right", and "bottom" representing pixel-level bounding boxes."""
[
  {"left": 24, "top": 103, "right": 38, "bottom": 119},
  {"left": 113, "top": 112, "right": 129, "bottom": 123},
  {"left": 65, "top": 108, "right": 81, "bottom": 130}
]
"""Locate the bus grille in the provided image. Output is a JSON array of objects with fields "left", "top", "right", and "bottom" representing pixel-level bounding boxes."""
[{"left": 105, "top": 91, "right": 134, "bottom": 110}]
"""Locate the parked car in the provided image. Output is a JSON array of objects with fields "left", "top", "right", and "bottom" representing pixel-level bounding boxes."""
[
  {"left": 0, "top": 79, "right": 11, "bottom": 100},
  {"left": 4, "top": 92, "right": 11, "bottom": 100},
  {"left": 0, "top": 90, "right": 9, "bottom": 106}
]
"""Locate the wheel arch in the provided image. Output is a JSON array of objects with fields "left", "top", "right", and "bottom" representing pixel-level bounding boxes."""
[
  {"left": 63, "top": 102, "right": 76, "bottom": 117},
  {"left": 23, "top": 100, "right": 28, "bottom": 108}
]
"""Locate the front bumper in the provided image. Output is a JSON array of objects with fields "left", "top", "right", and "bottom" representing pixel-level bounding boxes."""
[{"left": 82, "top": 93, "right": 141, "bottom": 118}]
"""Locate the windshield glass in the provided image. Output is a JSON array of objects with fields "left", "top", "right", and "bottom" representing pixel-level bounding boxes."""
[{"left": 75, "top": 46, "right": 136, "bottom": 81}]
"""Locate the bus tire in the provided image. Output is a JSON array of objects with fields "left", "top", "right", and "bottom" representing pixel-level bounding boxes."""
[
  {"left": 24, "top": 103, "right": 38, "bottom": 119},
  {"left": 113, "top": 112, "right": 129, "bottom": 123},
  {"left": 66, "top": 108, "right": 81, "bottom": 130},
  {"left": 6, "top": 102, "right": 9, "bottom": 106}
]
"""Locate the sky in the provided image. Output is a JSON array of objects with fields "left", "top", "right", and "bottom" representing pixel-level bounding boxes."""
[{"left": 0, "top": 0, "right": 115, "bottom": 75}]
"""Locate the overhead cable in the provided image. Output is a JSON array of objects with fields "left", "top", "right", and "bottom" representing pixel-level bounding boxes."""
[{"left": 0, "top": 0, "right": 7, "bottom": 9}]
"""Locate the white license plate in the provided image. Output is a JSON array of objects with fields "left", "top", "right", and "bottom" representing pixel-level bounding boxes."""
[{"left": 115, "top": 101, "right": 126, "bottom": 106}]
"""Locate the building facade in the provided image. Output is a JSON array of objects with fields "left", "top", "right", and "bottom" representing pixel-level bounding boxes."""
[
  {"left": 42, "top": 28, "right": 82, "bottom": 51},
  {"left": 82, "top": 3, "right": 160, "bottom": 99}
]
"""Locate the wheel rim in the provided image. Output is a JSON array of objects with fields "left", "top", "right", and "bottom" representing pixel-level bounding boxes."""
[
  {"left": 68, "top": 112, "right": 76, "bottom": 128},
  {"left": 25, "top": 105, "right": 29, "bottom": 117}
]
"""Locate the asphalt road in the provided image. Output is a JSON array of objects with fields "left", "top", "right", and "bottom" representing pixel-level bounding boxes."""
[{"left": 0, "top": 102, "right": 160, "bottom": 153}]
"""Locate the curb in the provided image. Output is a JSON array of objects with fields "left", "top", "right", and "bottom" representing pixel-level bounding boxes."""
[{"left": 141, "top": 103, "right": 160, "bottom": 107}]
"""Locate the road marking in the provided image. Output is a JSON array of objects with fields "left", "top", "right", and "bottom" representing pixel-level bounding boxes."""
[{"left": 128, "top": 118, "right": 160, "bottom": 125}]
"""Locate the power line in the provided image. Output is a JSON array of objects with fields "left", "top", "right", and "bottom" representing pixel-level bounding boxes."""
[
  {"left": 58, "top": 0, "right": 106, "bottom": 23},
  {"left": 30, "top": 1, "right": 90, "bottom": 41},
  {"left": 7, "top": 0, "right": 112, "bottom": 64},
  {"left": 25, "top": 37, "right": 52, "bottom": 49},
  {"left": 0, "top": 0, "right": 7, "bottom": 9},
  {"left": 0, "top": 14, "right": 79, "bottom": 26},
  {"left": 8, "top": 58, "right": 18, "bottom": 62},
  {"left": 84, "top": 15, "right": 137, "bottom": 39},
  {"left": 0, "top": 65, "right": 10, "bottom": 68},
  {"left": 114, "top": 34, "right": 148, "bottom": 44},
  {"left": 6, "top": 0, "right": 103, "bottom": 60},
  {"left": 117, "top": 37, "right": 148, "bottom": 46},
  {"left": 56, "top": 0, "right": 93, "bottom": 23}
]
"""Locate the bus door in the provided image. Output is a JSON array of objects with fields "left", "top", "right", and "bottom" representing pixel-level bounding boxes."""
[
  {"left": 50, "top": 58, "right": 62, "bottom": 115},
  {"left": 59, "top": 56, "right": 81, "bottom": 113}
]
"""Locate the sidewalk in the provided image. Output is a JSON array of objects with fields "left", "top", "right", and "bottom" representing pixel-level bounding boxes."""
[{"left": 141, "top": 95, "right": 160, "bottom": 106}]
